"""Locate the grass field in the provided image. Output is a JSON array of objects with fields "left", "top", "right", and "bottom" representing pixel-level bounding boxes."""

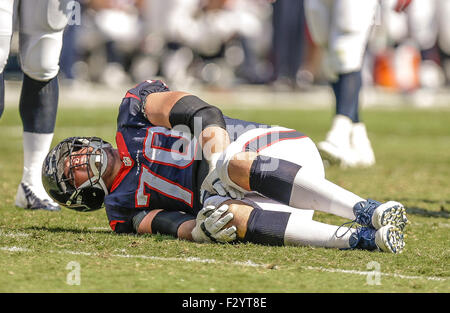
[{"left": 0, "top": 103, "right": 449, "bottom": 294}]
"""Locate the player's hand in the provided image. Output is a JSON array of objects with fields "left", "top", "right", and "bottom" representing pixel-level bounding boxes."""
[
  {"left": 200, "top": 152, "right": 244, "bottom": 202},
  {"left": 200, "top": 168, "right": 244, "bottom": 202},
  {"left": 394, "top": 0, "right": 412, "bottom": 12},
  {"left": 191, "top": 204, "right": 237, "bottom": 243}
]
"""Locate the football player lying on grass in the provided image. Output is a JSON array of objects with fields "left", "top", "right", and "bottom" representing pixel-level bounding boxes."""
[{"left": 42, "top": 80, "right": 408, "bottom": 253}]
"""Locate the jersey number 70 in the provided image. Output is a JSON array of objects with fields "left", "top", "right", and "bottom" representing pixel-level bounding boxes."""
[{"left": 135, "top": 127, "right": 198, "bottom": 208}]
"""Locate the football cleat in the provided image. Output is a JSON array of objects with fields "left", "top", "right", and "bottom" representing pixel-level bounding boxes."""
[
  {"left": 317, "top": 140, "right": 359, "bottom": 168},
  {"left": 350, "top": 123, "right": 376, "bottom": 167},
  {"left": 349, "top": 225, "right": 405, "bottom": 254},
  {"left": 15, "top": 182, "right": 61, "bottom": 211},
  {"left": 353, "top": 199, "right": 408, "bottom": 231},
  {"left": 318, "top": 115, "right": 359, "bottom": 168}
]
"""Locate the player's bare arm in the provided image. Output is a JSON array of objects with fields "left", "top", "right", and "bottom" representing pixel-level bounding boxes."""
[
  {"left": 136, "top": 209, "right": 196, "bottom": 240},
  {"left": 143, "top": 91, "right": 189, "bottom": 128},
  {"left": 144, "top": 91, "right": 230, "bottom": 156}
]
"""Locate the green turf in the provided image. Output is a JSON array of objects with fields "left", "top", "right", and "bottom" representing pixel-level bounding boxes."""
[{"left": 0, "top": 106, "right": 449, "bottom": 293}]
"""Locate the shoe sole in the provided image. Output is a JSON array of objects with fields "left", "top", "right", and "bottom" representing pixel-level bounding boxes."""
[
  {"left": 375, "top": 225, "right": 405, "bottom": 254},
  {"left": 21, "top": 204, "right": 61, "bottom": 211},
  {"left": 318, "top": 141, "right": 362, "bottom": 168},
  {"left": 15, "top": 183, "right": 61, "bottom": 211},
  {"left": 373, "top": 201, "right": 408, "bottom": 231}
]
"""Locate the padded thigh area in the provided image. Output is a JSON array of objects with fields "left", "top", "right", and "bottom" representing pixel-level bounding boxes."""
[
  {"left": 0, "top": 0, "right": 14, "bottom": 73},
  {"left": 18, "top": 0, "right": 70, "bottom": 80}
]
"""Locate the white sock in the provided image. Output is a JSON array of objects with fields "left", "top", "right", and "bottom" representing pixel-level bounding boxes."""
[
  {"left": 284, "top": 212, "right": 355, "bottom": 249},
  {"left": 20, "top": 131, "right": 54, "bottom": 199},
  {"left": 289, "top": 168, "right": 365, "bottom": 220}
]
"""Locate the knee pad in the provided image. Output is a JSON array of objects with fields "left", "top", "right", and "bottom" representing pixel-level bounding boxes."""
[
  {"left": 329, "top": 33, "right": 369, "bottom": 74},
  {"left": 19, "top": 0, "right": 70, "bottom": 81},
  {"left": 20, "top": 33, "right": 63, "bottom": 81}
]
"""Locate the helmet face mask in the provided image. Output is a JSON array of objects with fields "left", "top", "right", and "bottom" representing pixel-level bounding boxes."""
[{"left": 42, "top": 137, "right": 112, "bottom": 212}]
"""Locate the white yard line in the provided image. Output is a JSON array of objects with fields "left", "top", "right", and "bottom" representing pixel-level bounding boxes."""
[
  {"left": 1, "top": 245, "right": 447, "bottom": 282},
  {"left": 59, "top": 248, "right": 263, "bottom": 268},
  {"left": 87, "top": 227, "right": 111, "bottom": 231},
  {"left": 0, "top": 231, "right": 30, "bottom": 238},
  {"left": 1, "top": 246, "right": 30, "bottom": 252}
]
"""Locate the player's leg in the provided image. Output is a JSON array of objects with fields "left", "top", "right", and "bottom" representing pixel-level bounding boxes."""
[
  {"left": 437, "top": 0, "right": 450, "bottom": 60},
  {"left": 304, "top": 0, "right": 338, "bottom": 85},
  {"left": 408, "top": 0, "right": 438, "bottom": 59},
  {"left": 318, "top": 0, "right": 378, "bottom": 168},
  {"left": 304, "top": 0, "right": 332, "bottom": 49},
  {"left": 205, "top": 195, "right": 404, "bottom": 253},
  {"left": 15, "top": 0, "right": 69, "bottom": 211},
  {"left": 407, "top": 0, "right": 446, "bottom": 91},
  {"left": 0, "top": 0, "right": 15, "bottom": 119},
  {"left": 218, "top": 129, "right": 407, "bottom": 230}
]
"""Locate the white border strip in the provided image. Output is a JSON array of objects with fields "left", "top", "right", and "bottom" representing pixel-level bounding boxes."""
[{"left": 1, "top": 245, "right": 446, "bottom": 282}]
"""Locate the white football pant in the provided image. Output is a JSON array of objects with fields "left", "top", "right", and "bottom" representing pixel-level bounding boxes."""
[
  {"left": 304, "top": 0, "right": 378, "bottom": 78},
  {"left": 0, "top": 0, "right": 70, "bottom": 80},
  {"left": 382, "top": 0, "right": 450, "bottom": 54}
]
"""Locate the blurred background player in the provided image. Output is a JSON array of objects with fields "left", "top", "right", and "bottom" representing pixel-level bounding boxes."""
[
  {"left": 0, "top": 0, "right": 70, "bottom": 211},
  {"left": 373, "top": 0, "right": 450, "bottom": 96},
  {"left": 304, "top": 0, "right": 382, "bottom": 168},
  {"left": 270, "top": 0, "right": 307, "bottom": 90},
  {"left": 67, "top": 0, "right": 272, "bottom": 89}
]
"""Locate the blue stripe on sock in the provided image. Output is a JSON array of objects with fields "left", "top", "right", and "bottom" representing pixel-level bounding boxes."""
[{"left": 249, "top": 155, "right": 301, "bottom": 205}]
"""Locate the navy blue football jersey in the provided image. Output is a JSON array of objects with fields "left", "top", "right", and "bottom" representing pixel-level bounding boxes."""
[{"left": 105, "top": 80, "right": 203, "bottom": 232}]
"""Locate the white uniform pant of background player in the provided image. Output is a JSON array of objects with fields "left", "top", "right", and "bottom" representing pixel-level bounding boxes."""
[
  {"left": 0, "top": 0, "right": 69, "bottom": 80},
  {"left": 304, "top": 0, "right": 378, "bottom": 79},
  {"left": 383, "top": 0, "right": 450, "bottom": 55},
  {"left": 382, "top": 0, "right": 450, "bottom": 89},
  {"left": 0, "top": 0, "right": 69, "bottom": 209}
]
